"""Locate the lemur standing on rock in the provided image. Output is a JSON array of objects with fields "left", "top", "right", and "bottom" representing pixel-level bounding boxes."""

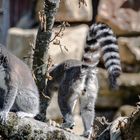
[
  {"left": 45, "top": 23, "right": 121, "bottom": 138},
  {"left": 0, "top": 44, "right": 39, "bottom": 124}
]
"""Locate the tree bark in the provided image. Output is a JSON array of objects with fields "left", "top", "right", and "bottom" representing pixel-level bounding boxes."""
[{"left": 32, "top": 0, "right": 60, "bottom": 121}]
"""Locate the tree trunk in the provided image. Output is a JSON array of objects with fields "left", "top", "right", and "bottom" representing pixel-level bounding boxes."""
[{"left": 32, "top": 0, "right": 60, "bottom": 121}]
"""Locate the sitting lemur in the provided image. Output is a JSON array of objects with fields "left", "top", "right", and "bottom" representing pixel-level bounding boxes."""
[{"left": 0, "top": 44, "right": 39, "bottom": 124}]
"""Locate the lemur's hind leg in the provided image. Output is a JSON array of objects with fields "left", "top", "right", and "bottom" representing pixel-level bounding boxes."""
[
  {"left": 80, "top": 89, "right": 97, "bottom": 138},
  {"left": 58, "top": 84, "right": 78, "bottom": 129}
]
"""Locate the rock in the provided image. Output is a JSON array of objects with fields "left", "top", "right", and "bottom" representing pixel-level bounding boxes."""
[
  {"left": 0, "top": 112, "right": 87, "bottom": 140},
  {"left": 96, "top": 68, "right": 123, "bottom": 108},
  {"left": 36, "top": 0, "right": 93, "bottom": 22},
  {"left": 97, "top": 0, "right": 140, "bottom": 36},
  {"left": 118, "top": 36, "right": 140, "bottom": 72},
  {"left": 49, "top": 24, "right": 88, "bottom": 64},
  {"left": 6, "top": 27, "right": 37, "bottom": 67},
  {"left": 114, "top": 105, "right": 136, "bottom": 119},
  {"left": 96, "top": 68, "right": 140, "bottom": 108},
  {"left": 7, "top": 25, "right": 88, "bottom": 65}
]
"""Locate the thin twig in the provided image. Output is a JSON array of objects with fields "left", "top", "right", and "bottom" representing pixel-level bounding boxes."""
[
  {"left": 79, "top": 0, "right": 87, "bottom": 7},
  {"left": 50, "top": 22, "right": 69, "bottom": 42}
]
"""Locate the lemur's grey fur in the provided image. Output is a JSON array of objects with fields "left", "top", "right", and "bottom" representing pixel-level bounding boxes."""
[
  {"left": 0, "top": 44, "right": 39, "bottom": 124},
  {"left": 45, "top": 23, "right": 121, "bottom": 138}
]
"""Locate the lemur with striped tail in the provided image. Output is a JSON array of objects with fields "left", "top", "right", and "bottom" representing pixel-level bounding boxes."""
[{"left": 45, "top": 23, "right": 121, "bottom": 138}]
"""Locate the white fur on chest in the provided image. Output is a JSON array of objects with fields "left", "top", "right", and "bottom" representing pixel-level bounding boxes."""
[{"left": 0, "top": 65, "right": 7, "bottom": 92}]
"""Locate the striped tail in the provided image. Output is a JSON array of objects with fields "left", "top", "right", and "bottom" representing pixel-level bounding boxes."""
[{"left": 82, "top": 22, "right": 121, "bottom": 88}]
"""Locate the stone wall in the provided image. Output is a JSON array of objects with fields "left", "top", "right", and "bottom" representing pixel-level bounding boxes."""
[
  {"left": 36, "top": 0, "right": 93, "bottom": 22},
  {"left": 97, "top": 0, "right": 140, "bottom": 36},
  {"left": 7, "top": 25, "right": 88, "bottom": 64},
  {"left": 96, "top": 0, "right": 140, "bottom": 103}
]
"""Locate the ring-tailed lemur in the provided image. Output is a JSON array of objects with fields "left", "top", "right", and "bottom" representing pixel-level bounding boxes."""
[
  {"left": 0, "top": 44, "right": 39, "bottom": 124},
  {"left": 45, "top": 22, "right": 121, "bottom": 138}
]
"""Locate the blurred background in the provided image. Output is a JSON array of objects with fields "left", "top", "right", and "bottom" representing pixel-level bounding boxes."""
[{"left": 0, "top": 0, "right": 140, "bottom": 135}]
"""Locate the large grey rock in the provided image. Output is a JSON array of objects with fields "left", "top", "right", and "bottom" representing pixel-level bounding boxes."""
[
  {"left": 0, "top": 113, "right": 87, "bottom": 140},
  {"left": 7, "top": 27, "right": 37, "bottom": 64},
  {"left": 118, "top": 36, "right": 140, "bottom": 72},
  {"left": 97, "top": 0, "right": 140, "bottom": 36},
  {"left": 49, "top": 24, "right": 88, "bottom": 64},
  {"left": 7, "top": 25, "right": 88, "bottom": 65},
  {"left": 36, "top": 0, "right": 93, "bottom": 22},
  {"left": 97, "top": 68, "right": 123, "bottom": 108}
]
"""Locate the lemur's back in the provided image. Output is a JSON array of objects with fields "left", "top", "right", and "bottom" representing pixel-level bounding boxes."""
[
  {"left": 0, "top": 44, "right": 39, "bottom": 124},
  {"left": 45, "top": 23, "right": 121, "bottom": 138},
  {"left": 0, "top": 44, "right": 38, "bottom": 92}
]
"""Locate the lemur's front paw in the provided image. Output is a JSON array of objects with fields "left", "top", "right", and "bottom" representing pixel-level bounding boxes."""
[
  {"left": 61, "top": 122, "right": 75, "bottom": 129},
  {"left": 0, "top": 111, "right": 8, "bottom": 124}
]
